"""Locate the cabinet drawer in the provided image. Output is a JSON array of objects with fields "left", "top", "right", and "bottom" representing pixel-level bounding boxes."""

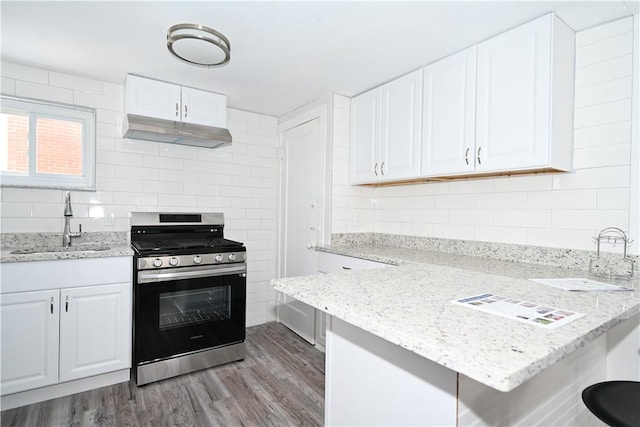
[{"left": 317, "top": 252, "right": 387, "bottom": 274}]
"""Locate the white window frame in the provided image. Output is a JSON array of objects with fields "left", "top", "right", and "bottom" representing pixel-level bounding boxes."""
[{"left": 0, "top": 95, "right": 96, "bottom": 190}]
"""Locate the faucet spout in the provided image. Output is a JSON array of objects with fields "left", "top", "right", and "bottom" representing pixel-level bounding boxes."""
[
  {"left": 62, "top": 192, "right": 81, "bottom": 247},
  {"left": 64, "top": 191, "right": 73, "bottom": 216}
]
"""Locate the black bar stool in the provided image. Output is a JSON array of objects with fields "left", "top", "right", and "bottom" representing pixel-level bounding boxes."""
[{"left": 582, "top": 381, "right": 640, "bottom": 427}]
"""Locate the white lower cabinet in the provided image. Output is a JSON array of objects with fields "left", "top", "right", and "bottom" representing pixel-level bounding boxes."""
[
  {"left": 0, "top": 257, "right": 132, "bottom": 402},
  {"left": 59, "top": 283, "right": 131, "bottom": 383},
  {"left": 0, "top": 290, "right": 60, "bottom": 396}
]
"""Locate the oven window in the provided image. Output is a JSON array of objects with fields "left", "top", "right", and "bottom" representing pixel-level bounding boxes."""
[{"left": 158, "top": 286, "right": 231, "bottom": 330}]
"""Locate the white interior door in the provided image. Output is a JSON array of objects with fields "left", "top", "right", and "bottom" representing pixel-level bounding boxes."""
[{"left": 279, "top": 117, "right": 321, "bottom": 344}]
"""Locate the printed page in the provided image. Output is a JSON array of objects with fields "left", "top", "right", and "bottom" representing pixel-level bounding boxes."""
[{"left": 452, "top": 293, "right": 585, "bottom": 329}]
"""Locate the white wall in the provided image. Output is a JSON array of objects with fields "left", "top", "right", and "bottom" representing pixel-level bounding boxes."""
[
  {"left": 332, "top": 17, "right": 638, "bottom": 255},
  {"left": 0, "top": 62, "right": 279, "bottom": 326}
]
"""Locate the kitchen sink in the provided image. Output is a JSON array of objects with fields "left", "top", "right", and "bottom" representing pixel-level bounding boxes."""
[{"left": 11, "top": 245, "right": 111, "bottom": 255}]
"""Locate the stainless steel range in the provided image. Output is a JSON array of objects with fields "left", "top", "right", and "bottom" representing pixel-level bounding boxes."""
[{"left": 130, "top": 212, "right": 246, "bottom": 386}]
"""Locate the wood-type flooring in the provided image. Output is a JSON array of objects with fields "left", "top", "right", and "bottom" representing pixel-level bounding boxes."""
[{"left": 1, "top": 322, "right": 325, "bottom": 427}]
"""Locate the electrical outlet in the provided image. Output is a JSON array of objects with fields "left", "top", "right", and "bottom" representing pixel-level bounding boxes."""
[{"left": 104, "top": 212, "right": 115, "bottom": 226}]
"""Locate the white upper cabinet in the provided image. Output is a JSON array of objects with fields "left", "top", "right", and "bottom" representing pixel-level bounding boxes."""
[
  {"left": 421, "top": 46, "right": 477, "bottom": 176},
  {"left": 125, "top": 74, "right": 227, "bottom": 128},
  {"left": 350, "top": 88, "right": 380, "bottom": 183},
  {"left": 350, "top": 70, "right": 422, "bottom": 184},
  {"left": 352, "top": 13, "right": 574, "bottom": 183},
  {"left": 474, "top": 14, "right": 574, "bottom": 173},
  {"left": 180, "top": 86, "right": 227, "bottom": 127}
]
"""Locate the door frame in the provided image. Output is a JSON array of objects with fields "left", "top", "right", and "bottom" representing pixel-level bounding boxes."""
[{"left": 277, "top": 102, "right": 331, "bottom": 280}]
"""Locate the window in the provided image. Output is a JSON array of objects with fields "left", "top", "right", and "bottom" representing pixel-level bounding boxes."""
[{"left": 1, "top": 95, "right": 96, "bottom": 190}]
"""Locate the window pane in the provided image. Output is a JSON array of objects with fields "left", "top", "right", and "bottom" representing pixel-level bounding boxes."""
[
  {"left": 36, "top": 117, "right": 83, "bottom": 176},
  {"left": 0, "top": 113, "right": 29, "bottom": 174}
]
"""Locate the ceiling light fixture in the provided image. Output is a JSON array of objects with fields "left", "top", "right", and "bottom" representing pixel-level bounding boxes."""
[{"left": 167, "top": 23, "right": 231, "bottom": 67}]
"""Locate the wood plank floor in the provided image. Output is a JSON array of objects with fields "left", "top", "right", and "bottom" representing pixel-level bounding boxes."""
[{"left": 1, "top": 322, "right": 325, "bottom": 427}]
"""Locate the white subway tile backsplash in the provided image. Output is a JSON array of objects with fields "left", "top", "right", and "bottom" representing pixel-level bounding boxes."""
[
  {"left": 493, "top": 174, "right": 553, "bottom": 192},
  {"left": 1, "top": 62, "right": 48, "bottom": 84},
  {"left": 575, "top": 16, "right": 633, "bottom": 47},
  {"left": 475, "top": 226, "right": 528, "bottom": 244},
  {"left": 15, "top": 80, "right": 73, "bottom": 103},
  {"left": 1, "top": 188, "right": 61, "bottom": 203},
  {"left": 448, "top": 179, "right": 495, "bottom": 194},
  {"left": 1, "top": 218, "right": 62, "bottom": 233},
  {"left": 49, "top": 72, "right": 103, "bottom": 93},
  {"left": 527, "top": 189, "right": 597, "bottom": 210},
  {"left": 574, "top": 54, "right": 633, "bottom": 88},
  {"left": 99, "top": 177, "right": 143, "bottom": 192},
  {"left": 573, "top": 121, "right": 631, "bottom": 148},
  {"left": 551, "top": 209, "right": 629, "bottom": 231},
  {"left": 0, "top": 202, "right": 33, "bottom": 218},
  {"left": 575, "top": 32, "right": 633, "bottom": 68},
  {"left": 596, "top": 188, "right": 630, "bottom": 209},
  {"left": 143, "top": 180, "right": 183, "bottom": 195},
  {"left": 574, "top": 76, "right": 632, "bottom": 108},
  {"left": 102, "top": 82, "right": 123, "bottom": 99},
  {"left": 1, "top": 77, "right": 15, "bottom": 95},
  {"left": 142, "top": 155, "right": 183, "bottom": 170},
  {"left": 158, "top": 194, "right": 197, "bottom": 207},
  {"left": 493, "top": 210, "right": 551, "bottom": 228},
  {"left": 475, "top": 192, "right": 527, "bottom": 209},
  {"left": 573, "top": 143, "right": 630, "bottom": 169},
  {"left": 552, "top": 166, "right": 629, "bottom": 190},
  {"left": 574, "top": 99, "right": 632, "bottom": 128}
]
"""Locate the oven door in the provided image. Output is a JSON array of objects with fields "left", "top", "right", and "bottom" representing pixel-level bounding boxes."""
[{"left": 134, "top": 263, "right": 246, "bottom": 364}]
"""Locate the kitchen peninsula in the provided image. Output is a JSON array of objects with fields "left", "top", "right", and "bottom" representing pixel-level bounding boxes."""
[{"left": 272, "top": 242, "right": 640, "bottom": 426}]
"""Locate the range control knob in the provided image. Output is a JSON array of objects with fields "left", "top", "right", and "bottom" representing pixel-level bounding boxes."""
[
  {"left": 193, "top": 255, "right": 202, "bottom": 265},
  {"left": 215, "top": 254, "right": 224, "bottom": 263},
  {"left": 153, "top": 258, "right": 163, "bottom": 267},
  {"left": 169, "top": 257, "right": 179, "bottom": 266},
  {"left": 228, "top": 253, "right": 237, "bottom": 262}
]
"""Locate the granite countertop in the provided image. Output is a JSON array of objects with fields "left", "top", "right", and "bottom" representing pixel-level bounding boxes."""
[
  {"left": 0, "top": 232, "right": 133, "bottom": 263},
  {"left": 272, "top": 242, "right": 640, "bottom": 392}
]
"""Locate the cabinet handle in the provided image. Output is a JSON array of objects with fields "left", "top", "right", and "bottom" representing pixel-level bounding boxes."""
[
  {"left": 50, "top": 297, "right": 54, "bottom": 314},
  {"left": 465, "top": 147, "right": 470, "bottom": 165},
  {"left": 184, "top": 104, "right": 188, "bottom": 118},
  {"left": 176, "top": 103, "right": 179, "bottom": 118},
  {"left": 477, "top": 146, "right": 482, "bottom": 166},
  {"left": 342, "top": 266, "right": 352, "bottom": 270},
  {"left": 65, "top": 296, "right": 69, "bottom": 313},
  {"left": 381, "top": 162, "right": 385, "bottom": 176},
  {"left": 374, "top": 163, "right": 379, "bottom": 176}
]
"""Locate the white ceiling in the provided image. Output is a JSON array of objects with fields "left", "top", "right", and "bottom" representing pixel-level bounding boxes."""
[{"left": 1, "top": 1, "right": 638, "bottom": 117}]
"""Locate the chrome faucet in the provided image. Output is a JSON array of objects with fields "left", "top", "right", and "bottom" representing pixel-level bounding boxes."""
[{"left": 63, "top": 191, "right": 82, "bottom": 247}]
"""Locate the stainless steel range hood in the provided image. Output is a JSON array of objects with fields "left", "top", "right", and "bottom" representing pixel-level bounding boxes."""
[{"left": 123, "top": 114, "right": 232, "bottom": 149}]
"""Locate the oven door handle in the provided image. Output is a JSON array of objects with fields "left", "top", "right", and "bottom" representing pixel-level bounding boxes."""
[{"left": 138, "top": 264, "right": 247, "bottom": 283}]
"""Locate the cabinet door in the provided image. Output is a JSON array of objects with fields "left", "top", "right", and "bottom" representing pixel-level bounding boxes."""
[
  {"left": 181, "top": 86, "right": 227, "bottom": 127},
  {"left": 350, "top": 88, "right": 381, "bottom": 184},
  {"left": 475, "top": 15, "right": 552, "bottom": 172},
  {"left": 125, "top": 75, "right": 181, "bottom": 122},
  {"left": 59, "top": 283, "right": 131, "bottom": 383},
  {"left": 380, "top": 70, "right": 422, "bottom": 182},
  {"left": 1, "top": 290, "right": 59, "bottom": 395},
  {"left": 422, "top": 47, "right": 477, "bottom": 176}
]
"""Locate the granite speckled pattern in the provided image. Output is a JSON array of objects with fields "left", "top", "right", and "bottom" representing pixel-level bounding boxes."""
[
  {"left": 332, "top": 232, "right": 639, "bottom": 275},
  {"left": 1, "top": 232, "right": 132, "bottom": 263},
  {"left": 273, "top": 263, "right": 639, "bottom": 392},
  {"left": 273, "top": 239, "right": 639, "bottom": 392}
]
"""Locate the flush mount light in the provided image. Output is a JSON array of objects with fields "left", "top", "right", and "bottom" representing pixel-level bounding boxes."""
[{"left": 167, "top": 23, "right": 231, "bottom": 67}]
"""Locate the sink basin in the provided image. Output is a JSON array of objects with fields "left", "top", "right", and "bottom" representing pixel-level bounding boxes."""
[{"left": 11, "top": 245, "right": 111, "bottom": 255}]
